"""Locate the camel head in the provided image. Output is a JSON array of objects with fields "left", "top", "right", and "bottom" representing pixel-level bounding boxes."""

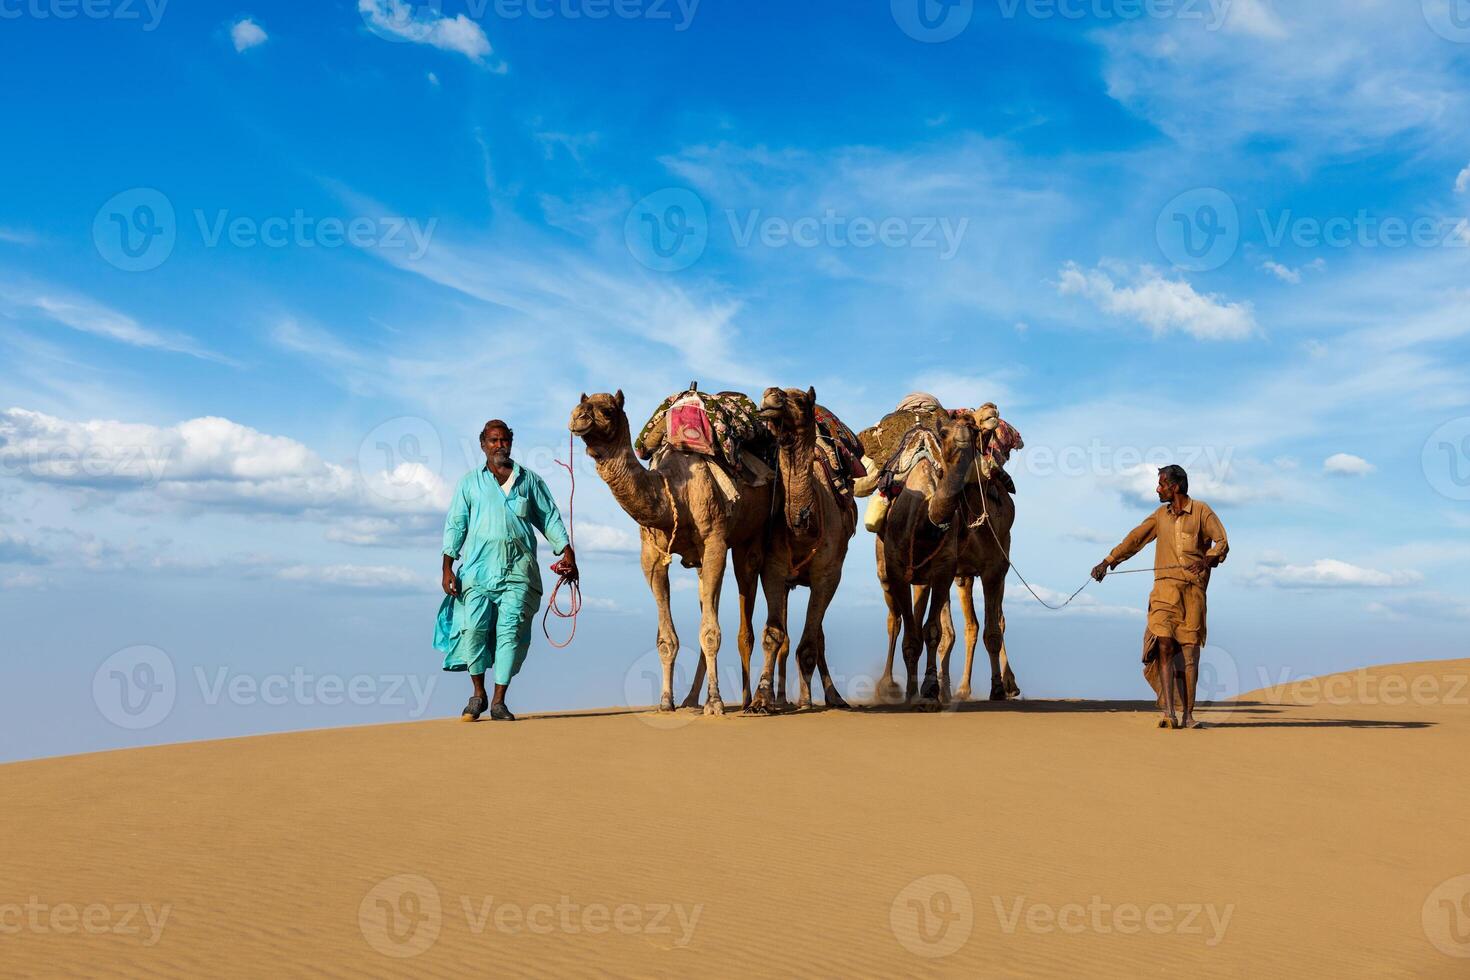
[
  {"left": 758, "top": 386, "right": 817, "bottom": 448},
  {"left": 568, "top": 390, "right": 628, "bottom": 455},
  {"left": 937, "top": 413, "right": 978, "bottom": 469}
]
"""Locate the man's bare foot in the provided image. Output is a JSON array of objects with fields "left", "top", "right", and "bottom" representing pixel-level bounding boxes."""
[
  {"left": 1158, "top": 716, "right": 1179, "bottom": 729},
  {"left": 1184, "top": 718, "right": 1207, "bottom": 729}
]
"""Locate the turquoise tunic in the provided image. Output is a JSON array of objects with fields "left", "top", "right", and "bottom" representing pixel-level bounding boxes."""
[{"left": 434, "top": 462, "right": 570, "bottom": 683}]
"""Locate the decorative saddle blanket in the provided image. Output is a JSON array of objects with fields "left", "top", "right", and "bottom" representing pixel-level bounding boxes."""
[{"left": 636, "top": 384, "right": 776, "bottom": 483}]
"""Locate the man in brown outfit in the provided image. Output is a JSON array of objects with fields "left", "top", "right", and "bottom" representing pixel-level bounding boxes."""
[{"left": 1092, "top": 465, "right": 1228, "bottom": 729}]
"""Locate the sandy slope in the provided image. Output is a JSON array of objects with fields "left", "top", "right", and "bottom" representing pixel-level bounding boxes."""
[{"left": 3, "top": 659, "right": 1469, "bottom": 978}]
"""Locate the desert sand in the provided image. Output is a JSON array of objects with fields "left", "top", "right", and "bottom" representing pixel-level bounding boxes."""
[{"left": 3, "top": 658, "right": 1469, "bottom": 978}]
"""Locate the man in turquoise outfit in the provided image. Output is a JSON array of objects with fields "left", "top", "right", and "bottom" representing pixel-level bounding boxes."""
[{"left": 437, "top": 419, "right": 576, "bottom": 722}]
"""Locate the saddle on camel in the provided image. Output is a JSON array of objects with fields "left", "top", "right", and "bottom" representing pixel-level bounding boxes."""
[{"left": 855, "top": 392, "right": 1023, "bottom": 533}]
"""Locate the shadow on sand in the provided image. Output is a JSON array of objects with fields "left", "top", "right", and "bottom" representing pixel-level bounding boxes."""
[{"left": 512, "top": 699, "right": 1433, "bottom": 730}]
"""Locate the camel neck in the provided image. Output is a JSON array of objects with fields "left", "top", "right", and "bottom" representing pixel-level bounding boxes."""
[
  {"left": 777, "top": 432, "right": 820, "bottom": 534},
  {"left": 928, "top": 444, "right": 976, "bottom": 527},
  {"left": 586, "top": 426, "right": 674, "bottom": 531}
]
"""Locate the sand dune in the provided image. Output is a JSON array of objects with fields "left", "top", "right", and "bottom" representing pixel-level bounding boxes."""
[{"left": 3, "top": 658, "right": 1469, "bottom": 977}]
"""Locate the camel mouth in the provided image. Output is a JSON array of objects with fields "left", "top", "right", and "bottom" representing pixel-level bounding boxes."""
[
  {"left": 568, "top": 418, "right": 593, "bottom": 437},
  {"left": 758, "top": 407, "right": 783, "bottom": 422}
]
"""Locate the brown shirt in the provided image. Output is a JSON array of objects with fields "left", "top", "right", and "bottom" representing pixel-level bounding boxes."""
[{"left": 1107, "top": 498, "right": 1229, "bottom": 588}]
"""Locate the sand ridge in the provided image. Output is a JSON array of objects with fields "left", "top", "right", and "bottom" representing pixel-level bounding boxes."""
[{"left": 2, "top": 658, "right": 1468, "bottom": 977}]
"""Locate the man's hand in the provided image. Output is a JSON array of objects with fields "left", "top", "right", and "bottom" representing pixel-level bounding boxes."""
[
  {"left": 1185, "top": 555, "right": 1220, "bottom": 576},
  {"left": 442, "top": 567, "right": 461, "bottom": 598},
  {"left": 556, "top": 545, "right": 579, "bottom": 581},
  {"left": 1091, "top": 559, "right": 1112, "bottom": 582}
]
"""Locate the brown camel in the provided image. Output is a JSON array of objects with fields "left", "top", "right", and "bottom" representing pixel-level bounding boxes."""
[
  {"left": 568, "top": 391, "right": 772, "bottom": 715},
  {"left": 873, "top": 417, "right": 978, "bottom": 708},
  {"left": 938, "top": 471, "right": 1020, "bottom": 702},
  {"left": 750, "top": 386, "right": 855, "bottom": 712}
]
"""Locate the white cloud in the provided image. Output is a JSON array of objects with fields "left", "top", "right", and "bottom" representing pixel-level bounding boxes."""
[
  {"left": 230, "top": 17, "right": 268, "bottom": 53},
  {"left": 0, "top": 407, "right": 451, "bottom": 517},
  {"left": 1057, "top": 261, "right": 1257, "bottom": 341},
  {"left": 1251, "top": 558, "right": 1421, "bottom": 589},
  {"left": 358, "top": 0, "right": 496, "bottom": 65},
  {"left": 1457, "top": 164, "right": 1470, "bottom": 194},
  {"left": 426, "top": 71, "right": 440, "bottom": 87},
  {"left": 1323, "top": 453, "right": 1374, "bottom": 477},
  {"left": 0, "top": 227, "right": 38, "bottom": 246}
]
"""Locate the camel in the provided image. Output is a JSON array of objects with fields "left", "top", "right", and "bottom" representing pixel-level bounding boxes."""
[
  {"left": 939, "top": 472, "right": 1021, "bottom": 702},
  {"left": 568, "top": 391, "right": 772, "bottom": 715},
  {"left": 749, "top": 386, "right": 855, "bottom": 712},
  {"left": 872, "top": 417, "right": 978, "bottom": 708}
]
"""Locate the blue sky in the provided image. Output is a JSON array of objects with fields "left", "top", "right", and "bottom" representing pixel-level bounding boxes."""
[{"left": 3, "top": 0, "right": 1469, "bottom": 761}]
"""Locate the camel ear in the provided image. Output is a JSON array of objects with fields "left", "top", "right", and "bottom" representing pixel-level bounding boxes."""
[
  {"left": 614, "top": 389, "right": 625, "bottom": 410},
  {"left": 806, "top": 386, "right": 816, "bottom": 405},
  {"left": 580, "top": 393, "right": 588, "bottom": 404}
]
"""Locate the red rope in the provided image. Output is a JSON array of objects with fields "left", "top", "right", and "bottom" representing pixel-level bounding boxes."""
[{"left": 542, "top": 433, "right": 582, "bottom": 648}]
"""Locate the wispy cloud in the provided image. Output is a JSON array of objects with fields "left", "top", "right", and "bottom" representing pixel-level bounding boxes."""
[{"left": 0, "top": 284, "right": 231, "bottom": 363}]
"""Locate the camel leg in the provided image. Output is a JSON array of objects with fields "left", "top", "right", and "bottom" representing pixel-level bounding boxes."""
[
  {"left": 897, "top": 582, "right": 922, "bottom": 704},
  {"left": 732, "top": 544, "right": 761, "bottom": 712},
  {"left": 642, "top": 542, "right": 680, "bottom": 712},
  {"left": 875, "top": 538, "right": 902, "bottom": 702},
  {"left": 794, "top": 571, "right": 846, "bottom": 710},
  {"left": 752, "top": 559, "right": 788, "bottom": 714},
  {"left": 997, "top": 613, "right": 1019, "bottom": 698},
  {"left": 957, "top": 577, "right": 979, "bottom": 702},
  {"left": 980, "top": 569, "right": 1015, "bottom": 700},
  {"left": 919, "top": 583, "right": 944, "bottom": 710},
  {"left": 697, "top": 539, "right": 728, "bottom": 716},
  {"left": 935, "top": 586, "right": 955, "bottom": 704}
]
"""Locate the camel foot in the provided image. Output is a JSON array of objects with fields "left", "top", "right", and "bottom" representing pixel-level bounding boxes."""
[
  {"left": 920, "top": 676, "right": 941, "bottom": 703},
  {"left": 679, "top": 695, "right": 701, "bottom": 710},
  {"left": 747, "top": 685, "right": 777, "bottom": 715},
  {"left": 823, "top": 687, "right": 850, "bottom": 709},
  {"left": 875, "top": 677, "right": 902, "bottom": 703},
  {"left": 657, "top": 696, "right": 676, "bottom": 713},
  {"left": 703, "top": 698, "right": 726, "bottom": 717},
  {"left": 797, "top": 696, "right": 813, "bottom": 710},
  {"left": 955, "top": 685, "right": 971, "bottom": 702},
  {"left": 1005, "top": 679, "right": 1022, "bottom": 699}
]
